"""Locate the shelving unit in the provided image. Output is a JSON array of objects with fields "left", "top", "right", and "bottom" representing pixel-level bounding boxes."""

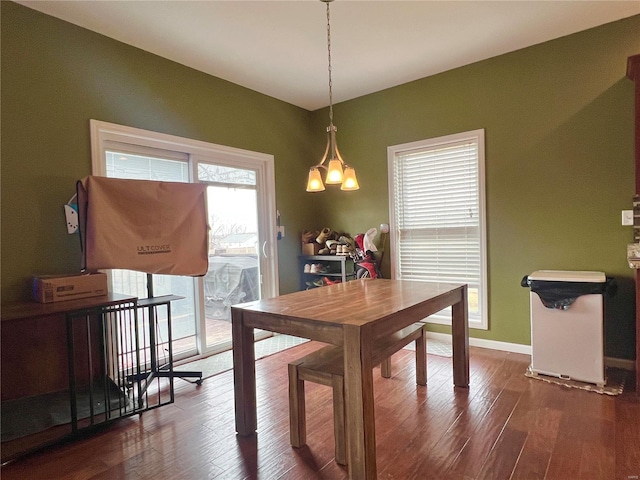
[{"left": 299, "top": 255, "right": 355, "bottom": 290}]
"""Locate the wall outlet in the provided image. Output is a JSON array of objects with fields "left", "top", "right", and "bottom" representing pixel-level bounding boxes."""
[
  {"left": 64, "top": 204, "right": 79, "bottom": 234},
  {"left": 622, "top": 210, "right": 634, "bottom": 226},
  {"left": 277, "top": 225, "right": 285, "bottom": 239}
]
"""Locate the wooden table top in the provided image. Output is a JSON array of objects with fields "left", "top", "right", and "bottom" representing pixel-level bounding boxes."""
[{"left": 235, "top": 278, "right": 465, "bottom": 327}]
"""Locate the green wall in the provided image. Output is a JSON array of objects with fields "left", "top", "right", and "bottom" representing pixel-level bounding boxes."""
[
  {"left": 307, "top": 15, "right": 639, "bottom": 359},
  {"left": 2, "top": 2, "right": 638, "bottom": 358},
  {"left": 1, "top": 1, "right": 311, "bottom": 301}
]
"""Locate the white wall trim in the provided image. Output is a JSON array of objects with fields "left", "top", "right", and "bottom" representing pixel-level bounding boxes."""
[
  {"left": 425, "top": 331, "right": 532, "bottom": 355},
  {"left": 604, "top": 356, "right": 636, "bottom": 371},
  {"left": 426, "top": 331, "right": 636, "bottom": 371}
]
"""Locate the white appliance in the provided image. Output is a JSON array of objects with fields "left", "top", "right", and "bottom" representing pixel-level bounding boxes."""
[{"left": 527, "top": 270, "right": 606, "bottom": 386}]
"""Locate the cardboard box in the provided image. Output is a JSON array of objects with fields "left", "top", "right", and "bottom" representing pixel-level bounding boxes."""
[
  {"left": 32, "top": 272, "right": 108, "bottom": 303},
  {"left": 301, "top": 243, "right": 321, "bottom": 256}
]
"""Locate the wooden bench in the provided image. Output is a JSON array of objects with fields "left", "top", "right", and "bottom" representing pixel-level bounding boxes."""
[{"left": 288, "top": 322, "right": 427, "bottom": 465}]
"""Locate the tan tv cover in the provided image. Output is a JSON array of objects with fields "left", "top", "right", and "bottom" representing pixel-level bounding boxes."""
[{"left": 77, "top": 176, "right": 209, "bottom": 276}]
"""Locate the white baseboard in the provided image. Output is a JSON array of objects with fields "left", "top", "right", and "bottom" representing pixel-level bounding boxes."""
[
  {"left": 425, "top": 331, "right": 531, "bottom": 355},
  {"left": 425, "top": 331, "right": 636, "bottom": 371},
  {"left": 604, "top": 356, "right": 636, "bottom": 371}
]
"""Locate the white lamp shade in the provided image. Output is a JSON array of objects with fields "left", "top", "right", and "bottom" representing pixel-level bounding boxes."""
[
  {"left": 325, "top": 159, "right": 344, "bottom": 184},
  {"left": 340, "top": 166, "right": 360, "bottom": 191},
  {"left": 306, "top": 168, "right": 325, "bottom": 192}
]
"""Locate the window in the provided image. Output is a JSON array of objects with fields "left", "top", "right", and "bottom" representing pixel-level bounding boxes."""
[{"left": 388, "top": 129, "right": 487, "bottom": 329}]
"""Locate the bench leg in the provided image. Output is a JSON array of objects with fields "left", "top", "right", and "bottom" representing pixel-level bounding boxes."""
[
  {"left": 288, "top": 362, "right": 306, "bottom": 447},
  {"left": 415, "top": 330, "right": 427, "bottom": 386},
  {"left": 380, "top": 357, "right": 391, "bottom": 378},
  {"left": 332, "top": 374, "right": 347, "bottom": 465}
]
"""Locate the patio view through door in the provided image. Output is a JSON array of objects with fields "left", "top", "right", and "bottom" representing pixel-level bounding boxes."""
[
  {"left": 91, "top": 120, "right": 278, "bottom": 364},
  {"left": 198, "top": 163, "right": 272, "bottom": 353}
]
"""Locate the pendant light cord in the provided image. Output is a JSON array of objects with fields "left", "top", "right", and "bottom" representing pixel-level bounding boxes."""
[
  {"left": 307, "top": 0, "right": 359, "bottom": 191},
  {"left": 326, "top": 1, "right": 334, "bottom": 126}
]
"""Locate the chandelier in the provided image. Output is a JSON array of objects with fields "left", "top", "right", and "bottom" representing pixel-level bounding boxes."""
[{"left": 306, "top": 0, "right": 359, "bottom": 192}]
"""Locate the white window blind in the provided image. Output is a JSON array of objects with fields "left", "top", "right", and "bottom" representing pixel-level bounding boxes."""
[{"left": 388, "top": 129, "right": 487, "bottom": 329}]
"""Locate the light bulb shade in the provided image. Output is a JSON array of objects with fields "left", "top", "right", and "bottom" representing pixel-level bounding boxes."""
[
  {"left": 306, "top": 167, "right": 325, "bottom": 192},
  {"left": 340, "top": 166, "right": 360, "bottom": 191},
  {"left": 325, "top": 158, "right": 344, "bottom": 184}
]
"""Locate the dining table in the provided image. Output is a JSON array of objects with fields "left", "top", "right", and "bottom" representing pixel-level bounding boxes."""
[{"left": 231, "top": 278, "right": 469, "bottom": 479}]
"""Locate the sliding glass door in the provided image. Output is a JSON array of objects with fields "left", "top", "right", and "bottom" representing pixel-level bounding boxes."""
[{"left": 91, "top": 120, "right": 278, "bottom": 361}]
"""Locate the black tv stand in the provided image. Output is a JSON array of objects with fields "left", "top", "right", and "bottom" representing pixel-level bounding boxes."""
[{"left": 127, "top": 294, "right": 202, "bottom": 407}]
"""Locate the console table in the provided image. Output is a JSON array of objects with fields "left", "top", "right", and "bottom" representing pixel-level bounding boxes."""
[{"left": 1, "top": 293, "right": 183, "bottom": 463}]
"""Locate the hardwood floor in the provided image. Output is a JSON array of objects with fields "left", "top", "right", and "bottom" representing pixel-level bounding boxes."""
[{"left": 2, "top": 343, "right": 639, "bottom": 479}]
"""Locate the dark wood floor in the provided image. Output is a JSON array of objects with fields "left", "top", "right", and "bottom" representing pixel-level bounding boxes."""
[{"left": 2, "top": 343, "right": 639, "bottom": 479}]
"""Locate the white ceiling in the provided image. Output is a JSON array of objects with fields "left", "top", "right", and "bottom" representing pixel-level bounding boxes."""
[{"left": 16, "top": 1, "right": 640, "bottom": 111}]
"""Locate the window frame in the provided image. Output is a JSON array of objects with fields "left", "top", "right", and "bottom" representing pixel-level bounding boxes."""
[{"left": 387, "top": 129, "right": 488, "bottom": 330}]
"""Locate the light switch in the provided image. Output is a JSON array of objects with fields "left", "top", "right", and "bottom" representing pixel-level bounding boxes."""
[{"left": 622, "top": 210, "right": 634, "bottom": 226}]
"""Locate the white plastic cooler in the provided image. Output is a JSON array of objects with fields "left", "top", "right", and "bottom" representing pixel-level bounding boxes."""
[{"left": 527, "top": 270, "right": 606, "bottom": 386}]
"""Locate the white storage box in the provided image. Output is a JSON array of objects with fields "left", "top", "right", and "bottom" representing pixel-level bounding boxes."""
[
  {"left": 32, "top": 272, "right": 108, "bottom": 303},
  {"left": 524, "top": 270, "right": 607, "bottom": 386}
]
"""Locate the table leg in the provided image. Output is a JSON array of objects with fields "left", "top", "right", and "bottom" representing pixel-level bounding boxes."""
[
  {"left": 343, "top": 324, "right": 377, "bottom": 479},
  {"left": 451, "top": 285, "right": 470, "bottom": 388},
  {"left": 232, "top": 308, "right": 257, "bottom": 435}
]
